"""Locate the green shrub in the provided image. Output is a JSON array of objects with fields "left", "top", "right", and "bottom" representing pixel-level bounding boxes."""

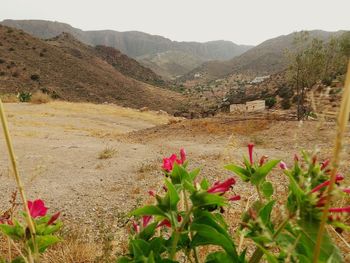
[
  {"left": 281, "top": 98, "right": 291, "bottom": 109},
  {"left": 17, "top": 91, "right": 32, "bottom": 102},
  {"left": 277, "top": 85, "right": 293, "bottom": 99},
  {"left": 265, "top": 97, "right": 277, "bottom": 108},
  {"left": 30, "top": 74, "right": 40, "bottom": 81}
]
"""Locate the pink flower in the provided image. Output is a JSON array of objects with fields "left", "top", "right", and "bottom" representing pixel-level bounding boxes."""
[
  {"left": 279, "top": 161, "right": 287, "bottom": 170},
  {"left": 47, "top": 212, "right": 60, "bottom": 225},
  {"left": 162, "top": 149, "right": 186, "bottom": 172},
  {"left": 311, "top": 174, "right": 344, "bottom": 193},
  {"left": 27, "top": 199, "right": 48, "bottom": 218},
  {"left": 207, "top": 178, "right": 236, "bottom": 194},
  {"left": 248, "top": 143, "right": 254, "bottom": 165},
  {"left": 259, "top": 155, "right": 268, "bottom": 166}
]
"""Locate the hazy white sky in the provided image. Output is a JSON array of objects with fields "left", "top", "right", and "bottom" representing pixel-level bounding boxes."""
[{"left": 1, "top": 0, "right": 349, "bottom": 45}]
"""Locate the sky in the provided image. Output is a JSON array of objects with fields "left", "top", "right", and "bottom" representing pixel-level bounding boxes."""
[{"left": 1, "top": 0, "right": 349, "bottom": 46}]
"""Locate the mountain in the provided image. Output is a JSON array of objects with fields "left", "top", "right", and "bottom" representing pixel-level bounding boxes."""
[
  {"left": 0, "top": 25, "right": 186, "bottom": 113},
  {"left": 181, "top": 30, "right": 347, "bottom": 82},
  {"left": 0, "top": 19, "right": 253, "bottom": 79}
]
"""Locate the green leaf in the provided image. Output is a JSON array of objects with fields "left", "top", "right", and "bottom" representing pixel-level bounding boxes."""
[
  {"left": 183, "top": 179, "right": 196, "bottom": 193},
  {"left": 131, "top": 239, "right": 151, "bottom": 258},
  {"left": 297, "top": 220, "right": 343, "bottom": 262},
  {"left": 165, "top": 180, "right": 180, "bottom": 211},
  {"left": 131, "top": 206, "right": 166, "bottom": 217},
  {"left": 254, "top": 244, "right": 279, "bottom": 263},
  {"left": 225, "top": 164, "right": 250, "bottom": 181},
  {"left": 261, "top": 181, "right": 274, "bottom": 198},
  {"left": 200, "top": 178, "right": 210, "bottom": 190},
  {"left": 205, "top": 251, "right": 234, "bottom": 263},
  {"left": 0, "top": 220, "right": 24, "bottom": 240},
  {"left": 28, "top": 235, "right": 61, "bottom": 253},
  {"left": 251, "top": 160, "right": 280, "bottom": 185},
  {"left": 139, "top": 222, "right": 158, "bottom": 241},
  {"left": 189, "top": 167, "right": 201, "bottom": 180},
  {"left": 259, "top": 200, "right": 276, "bottom": 227},
  {"left": 191, "top": 223, "right": 238, "bottom": 260},
  {"left": 190, "top": 191, "right": 226, "bottom": 208}
]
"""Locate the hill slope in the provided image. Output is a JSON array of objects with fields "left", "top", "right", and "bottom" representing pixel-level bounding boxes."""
[
  {"left": 182, "top": 30, "right": 347, "bottom": 82},
  {"left": 0, "top": 19, "right": 253, "bottom": 78},
  {"left": 0, "top": 25, "right": 185, "bottom": 113}
]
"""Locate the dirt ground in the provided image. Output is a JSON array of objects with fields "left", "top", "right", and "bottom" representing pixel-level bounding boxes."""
[{"left": 0, "top": 102, "right": 349, "bottom": 260}]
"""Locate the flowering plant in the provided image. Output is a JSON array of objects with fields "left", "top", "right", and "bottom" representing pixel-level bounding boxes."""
[
  {"left": 118, "top": 146, "right": 348, "bottom": 263},
  {"left": 0, "top": 199, "right": 62, "bottom": 263}
]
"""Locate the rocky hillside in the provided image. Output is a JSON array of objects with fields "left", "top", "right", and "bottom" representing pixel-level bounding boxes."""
[
  {"left": 0, "top": 19, "right": 253, "bottom": 79},
  {"left": 0, "top": 25, "right": 186, "bottom": 113},
  {"left": 182, "top": 30, "right": 347, "bottom": 82}
]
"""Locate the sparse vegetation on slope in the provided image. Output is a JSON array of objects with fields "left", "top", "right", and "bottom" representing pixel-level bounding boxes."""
[{"left": 0, "top": 25, "right": 187, "bottom": 113}]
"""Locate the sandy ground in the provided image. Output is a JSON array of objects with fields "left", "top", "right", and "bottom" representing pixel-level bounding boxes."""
[{"left": 0, "top": 102, "right": 349, "bottom": 258}]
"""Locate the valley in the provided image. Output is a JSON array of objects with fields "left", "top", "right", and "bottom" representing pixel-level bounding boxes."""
[{"left": 0, "top": 101, "right": 349, "bottom": 261}]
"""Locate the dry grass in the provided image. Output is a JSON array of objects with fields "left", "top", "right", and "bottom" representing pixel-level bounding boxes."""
[
  {"left": 30, "top": 91, "right": 51, "bottom": 104},
  {"left": 42, "top": 232, "right": 101, "bottom": 263},
  {"left": 98, "top": 146, "right": 117, "bottom": 159},
  {"left": 0, "top": 93, "right": 18, "bottom": 103}
]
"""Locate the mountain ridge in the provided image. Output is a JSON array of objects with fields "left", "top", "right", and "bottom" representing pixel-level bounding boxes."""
[
  {"left": 0, "top": 19, "right": 253, "bottom": 78},
  {"left": 0, "top": 24, "right": 186, "bottom": 113}
]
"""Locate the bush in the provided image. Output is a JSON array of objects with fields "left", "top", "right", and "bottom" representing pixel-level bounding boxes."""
[
  {"left": 277, "top": 85, "right": 294, "bottom": 99},
  {"left": 281, "top": 98, "right": 291, "bottom": 109},
  {"left": 17, "top": 91, "right": 32, "bottom": 102},
  {"left": 118, "top": 147, "right": 347, "bottom": 262},
  {"left": 265, "top": 96, "right": 277, "bottom": 108},
  {"left": 30, "top": 74, "right": 40, "bottom": 81},
  {"left": 0, "top": 58, "right": 5, "bottom": 64},
  {"left": 31, "top": 91, "right": 51, "bottom": 104}
]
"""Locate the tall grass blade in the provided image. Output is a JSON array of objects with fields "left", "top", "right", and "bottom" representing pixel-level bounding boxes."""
[{"left": 313, "top": 59, "right": 350, "bottom": 262}]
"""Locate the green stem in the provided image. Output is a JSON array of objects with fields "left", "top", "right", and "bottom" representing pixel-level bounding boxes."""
[
  {"left": 256, "top": 186, "right": 262, "bottom": 202},
  {"left": 183, "top": 191, "right": 199, "bottom": 263},
  {"left": 169, "top": 205, "right": 194, "bottom": 260},
  {"left": 248, "top": 216, "right": 291, "bottom": 263}
]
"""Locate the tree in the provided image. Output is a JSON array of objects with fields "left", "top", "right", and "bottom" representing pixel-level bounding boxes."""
[{"left": 286, "top": 31, "right": 350, "bottom": 120}]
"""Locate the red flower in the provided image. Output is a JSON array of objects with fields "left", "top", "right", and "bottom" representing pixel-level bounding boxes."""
[
  {"left": 207, "top": 178, "right": 236, "bottom": 194},
  {"left": 228, "top": 195, "right": 241, "bottom": 201},
  {"left": 311, "top": 175, "right": 344, "bottom": 193},
  {"left": 148, "top": 190, "right": 156, "bottom": 197},
  {"left": 294, "top": 154, "right": 299, "bottom": 162},
  {"left": 27, "top": 199, "right": 48, "bottom": 218},
  {"left": 158, "top": 219, "right": 171, "bottom": 228},
  {"left": 180, "top": 148, "right": 186, "bottom": 163},
  {"left": 321, "top": 159, "right": 330, "bottom": 170},
  {"left": 329, "top": 206, "right": 350, "bottom": 213},
  {"left": 132, "top": 215, "right": 153, "bottom": 233},
  {"left": 259, "top": 155, "right": 268, "bottom": 166},
  {"left": 142, "top": 215, "right": 152, "bottom": 227},
  {"left": 48, "top": 212, "right": 60, "bottom": 225},
  {"left": 248, "top": 143, "right": 254, "bottom": 165},
  {"left": 162, "top": 149, "right": 186, "bottom": 172},
  {"left": 157, "top": 215, "right": 182, "bottom": 228}
]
